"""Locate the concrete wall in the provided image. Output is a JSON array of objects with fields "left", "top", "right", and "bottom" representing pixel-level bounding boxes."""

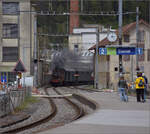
[
  {"left": 97, "top": 55, "right": 110, "bottom": 89},
  {"left": 69, "top": 34, "right": 82, "bottom": 51},
  {"left": 19, "top": 1, "right": 32, "bottom": 76}
]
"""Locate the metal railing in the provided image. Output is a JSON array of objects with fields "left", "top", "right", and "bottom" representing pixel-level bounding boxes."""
[{"left": 0, "top": 87, "right": 31, "bottom": 117}]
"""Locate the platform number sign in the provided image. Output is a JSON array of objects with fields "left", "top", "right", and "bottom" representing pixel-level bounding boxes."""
[
  {"left": 99, "top": 47, "right": 143, "bottom": 55},
  {"left": 99, "top": 48, "right": 107, "bottom": 55},
  {"left": 136, "top": 48, "right": 143, "bottom": 55}
]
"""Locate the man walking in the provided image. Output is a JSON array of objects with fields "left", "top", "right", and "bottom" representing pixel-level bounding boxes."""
[{"left": 118, "top": 75, "right": 128, "bottom": 102}]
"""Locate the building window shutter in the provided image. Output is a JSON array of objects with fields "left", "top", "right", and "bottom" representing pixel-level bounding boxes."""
[
  {"left": 2, "top": 2, "right": 19, "bottom": 15},
  {"left": 3, "top": 47, "right": 18, "bottom": 62},
  {"left": 123, "top": 35, "right": 130, "bottom": 42},
  {"left": 138, "top": 30, "right": 145, "bottom": 43},
  {"left": 3, "top": 24, "right": 18, "bottom": 38}
]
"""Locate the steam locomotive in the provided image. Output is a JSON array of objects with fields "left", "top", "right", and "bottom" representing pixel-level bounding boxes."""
[{"left": 50, "top": 64, "right": 94, "bottom": 86}]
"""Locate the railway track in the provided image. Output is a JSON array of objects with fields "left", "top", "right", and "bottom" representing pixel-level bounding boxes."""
[
  {"left": 2, "top": 86, "right": 85, "bottom": 134},
  {"left": 2, "top": 87, "right": 56, "bottom": 134}
]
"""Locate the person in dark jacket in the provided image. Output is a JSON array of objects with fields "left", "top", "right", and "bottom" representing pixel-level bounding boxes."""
[
  {"left": 142, "top": 73, "right": 148, "bottom": 102},
  {"left": 118, "top": 75, "right": 128, "bottom": 102}
]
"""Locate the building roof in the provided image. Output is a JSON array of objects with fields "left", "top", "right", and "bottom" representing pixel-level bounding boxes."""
[{"left": 89, "top": 19, "right": 150, "bottom": 50}]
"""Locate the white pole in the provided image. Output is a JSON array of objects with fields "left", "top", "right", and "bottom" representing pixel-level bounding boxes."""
[
  {"left": 33, "top": 14, "right": 38, "bottom": 88},
  {"left": 94, "top": 27, "right": 99, "bottom": 89}
]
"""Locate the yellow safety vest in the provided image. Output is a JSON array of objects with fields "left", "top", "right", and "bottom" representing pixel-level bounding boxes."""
[{"left": 135, "top": 77, "right": 145, "bottom": 89}]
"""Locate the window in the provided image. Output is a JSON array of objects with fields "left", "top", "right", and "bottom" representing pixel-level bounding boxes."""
[
  {"left": 3, "top": 47, "right": 18, "bottom": 62},
  {"left": 138, "top": 30, "right": 145, "bottom": 42},
  {"left": 74, "top": 44, "right": 78, "bottom": 52},
  {"left": 114, "top": 67, "right": 118, "bottom": 71},
  {"left": 2, "top": 2, "right": 19, "bottom": 15},
  {"left": 137, "top": 43, "right": 145, "bottom": 61},
  {"left": 3, "top": 24, "right": 18, "bottom": 38},
  {"left": 123, "top": 55, "right": 130, "bottom": 61},
  {"left": 8, "top": 72, "right": 17, "bottom": 82},
  {"left": 138, "top": 54, "right": 144, "bottom": 61},
  {"left": 123, "top": 35, "right": 130, "bottom": 42},
  {"left": 148, "top": 49, "right": 150, "bottom": 61}
]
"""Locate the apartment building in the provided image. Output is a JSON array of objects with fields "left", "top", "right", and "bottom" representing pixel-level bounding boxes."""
[{"left": 0, "top": 0, "right": 35, "bottom": 83}]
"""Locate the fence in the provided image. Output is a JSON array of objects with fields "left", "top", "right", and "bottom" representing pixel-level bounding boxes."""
[{"left": 0, "top": 87, "right": 31, "bottom": 117}]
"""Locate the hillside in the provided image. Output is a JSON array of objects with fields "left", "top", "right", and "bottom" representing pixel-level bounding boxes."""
[{"left": 35, "top": 0, "right": 150, "bottom": 46}]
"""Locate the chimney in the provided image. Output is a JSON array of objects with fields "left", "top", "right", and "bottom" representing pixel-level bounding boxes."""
[{"left": 70, "top": 0, "right": 79, "bottom": 34}]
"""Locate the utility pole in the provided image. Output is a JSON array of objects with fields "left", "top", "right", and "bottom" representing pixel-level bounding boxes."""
[
  {"left": 94, "top": 27, "right": 99, "bottom": 89},
  {"left": 136, "top": 7, "right": 139, "bottom": 71},
  {"left": 33, "top": 14, "right": 38, "bottom": 88},
  {"left": 17, "top": 12, "right": 20, "bottom": 60},
  {"left": 118, "top": 0, "right": 123, "bottom": 76},
  {"left": 149, "top": 1, "right": 150, "bottom": 24},
  {"left": 81, "top": 0, "right": 83, "bottom": 12}
]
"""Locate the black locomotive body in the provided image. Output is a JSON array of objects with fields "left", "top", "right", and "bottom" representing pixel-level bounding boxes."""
[{"left": 50, "top": 67, "right": 94, "bottom": 86}]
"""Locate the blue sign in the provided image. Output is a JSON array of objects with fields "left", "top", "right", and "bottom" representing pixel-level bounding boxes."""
[
  {"left": 99, "top": 48, "right": 107, "bottom": 55},
  {"left": 117, "top": 47, "right": 136, "bottom": 55},
  {"left": 1, "top": 76, "right": 7, "bottom": 83},
  {"left": 99, "top": 47, "right": 143, "bottom": 55},
  {"left": 136, "top": 48, "right": 143, "bottom": 55}
]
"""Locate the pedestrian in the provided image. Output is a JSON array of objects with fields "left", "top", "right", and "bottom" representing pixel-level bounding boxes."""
[
  {"left": 142, "top": 73, "right": 148, "bottom": 102},
  {"left": 118, "top": 75, "right": 128, "bottom": 102},
  {"left": 134, "top": 72, "right": 145, "bottom": 102}
]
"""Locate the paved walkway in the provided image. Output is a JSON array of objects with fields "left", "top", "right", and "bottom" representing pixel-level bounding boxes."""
[{"left": 39, "top": 91, "right": 150, "bottom": 134}]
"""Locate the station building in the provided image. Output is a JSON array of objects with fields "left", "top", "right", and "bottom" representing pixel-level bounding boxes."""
[
  {"left": 0, "top": 0, "right": 36, "bottom": 83},
  {"left": 89, "top": 20, "right": 150, "bottom": 90},
  {"left": 68, "top": 24, "right": 116, "bottom": 63}
]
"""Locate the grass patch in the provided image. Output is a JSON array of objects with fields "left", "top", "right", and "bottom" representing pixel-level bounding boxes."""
[{"left": 14, "top": 96, "right": 39, "bottom": 113}]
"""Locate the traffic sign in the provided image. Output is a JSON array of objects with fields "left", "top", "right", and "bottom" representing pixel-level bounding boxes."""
[
  {"left": 99, "top": 48, "right": 107, "bottom": 55},
  {"left": 13, "top": 59, "right": 26, "bottom": 72},
  {"left": 99, "top": 46, "right": 143, "bottom": 55},
  {"left": 136, "top": 48, "right": 143, "bottom": 55}
]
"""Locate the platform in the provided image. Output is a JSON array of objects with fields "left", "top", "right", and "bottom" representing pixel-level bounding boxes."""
[{"left": 38, "top": 91, "right": 150, "bottom": 134}]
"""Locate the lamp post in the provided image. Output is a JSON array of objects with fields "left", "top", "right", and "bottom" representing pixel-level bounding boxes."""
[
  {"left": 118, "top": 0, "right": 123, "bottom": 76},
  {"left": 94, "top": 27, "right": 99, "bottom": 89},
  {"left": 33, "top": 14, "right": 38, "bottom": 88},
  {"left": 136, "top": 7, "right": 139, "bottom": 71}
]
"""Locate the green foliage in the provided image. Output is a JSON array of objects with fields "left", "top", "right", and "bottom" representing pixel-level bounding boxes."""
[{"left": 37, "top": 0, "right": 149, "bottom": 47}]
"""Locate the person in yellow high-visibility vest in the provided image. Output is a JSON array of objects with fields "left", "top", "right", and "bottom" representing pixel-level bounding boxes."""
[{"left": 134, "top": 72, "right": 145, "bottom": 103}]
